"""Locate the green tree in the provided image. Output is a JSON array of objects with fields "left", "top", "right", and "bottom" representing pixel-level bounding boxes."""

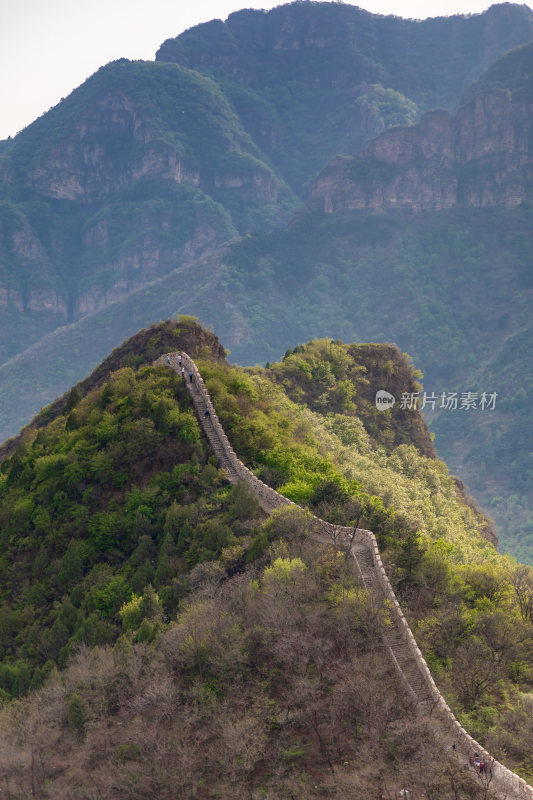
[
  {"left": 57, "top": 540, "right": 84, "bottom": 593},
  {"left": 68, "top": 693, "right": 88, "bottom": 741}
]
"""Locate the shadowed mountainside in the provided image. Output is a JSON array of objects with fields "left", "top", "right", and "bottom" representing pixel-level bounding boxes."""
[
  {"left": 1, "top": 3, "right": 532, "bottom": 378},
  {"left": 310, "top": 40, "right": 533, "bottom": 213},
  {"left": 157, "top": 1, "right": 533, "bottom": 194}
]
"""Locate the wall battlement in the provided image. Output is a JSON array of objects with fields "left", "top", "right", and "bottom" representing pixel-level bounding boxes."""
[{"left": 157, "top": 351, "right": 533, "bottom": 800}]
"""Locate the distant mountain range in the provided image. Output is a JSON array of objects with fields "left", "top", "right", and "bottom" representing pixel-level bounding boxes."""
[{"left": 1, "top": 2, "right": 533, "bottom": 558}]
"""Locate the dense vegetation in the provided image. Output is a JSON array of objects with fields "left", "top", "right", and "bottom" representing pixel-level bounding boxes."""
[
  {"left": 0, "top": 56, "right": 296, "bottom": 370},
  {"left": 465, "top": 38, "right": 533, "bottom": 99},
  {"left": 157, "top": 1, "right": 533, "bottom": 193},
  {"left": 2, "top": 324, "right": 533, "bottom": 796},
  {"left": 201, "top": 205, "right": 533, "bottom": 560},
  {"left": 0, "top": 325, "right": 434, "bottom": 700},
  {"left": 5, "top": 59, "right": 296, "bottom": 230},
  {"left": 1, "top": 3, "right": 532, "bottom": 392},
  {"left": 0, "top": 362, "right": 241, "bottom": 694},
  {"left": 1, "top": 205, "right": 532, "bottom": 561},
  {"left": 0, "top": 533, "right": 501, "bottom": 799},
  {"left": 0, "top": 4, "right": 532, "bottom": 568}
]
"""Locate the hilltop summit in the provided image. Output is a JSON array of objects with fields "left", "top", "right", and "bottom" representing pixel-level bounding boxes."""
[{"left": 0, "top": 320, "right": 529, "bottom": 797}]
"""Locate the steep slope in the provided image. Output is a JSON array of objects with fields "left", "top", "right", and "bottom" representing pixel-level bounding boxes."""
[
  {"left": 168, "top": 348, "right": 531, "bottom": 800},
  {"left": 1, "top": 5, "right": 532, "bottom": 563},
  {"left": 157, "top": 2, "right": 533, "bottom": 193},
  {"left": 1, "top": 205, "right": 531, "bottom": 559},
  {"left": 300, "top": 40, "right": 533, "bottom": 557},
  {"left": 204, "top": 207, "right": 532, "bottom": 559},
  {"left": 0, "top": 321, "right": 494, "bottom": 698},
  {"left": 1, "top": 3, "right": 532, "bottom": 380},
  {"left": 1, "top": 60, "right": 293, "bottom": 222},
  {"left": 310, "top": 40, "right": 533, "bottom": 213},
  {"left": 0, "top": 59, "right": 296, "bottom": 366},
  {"left": 0, "top": 248, "right": 227, "bottom": 444},
  {"left": 430, "top": 322, "right": 533, "bottom": 562},
  {"left": 463, "top": 35, "right": 533, "bottom": 97},
  {"left": 1, "top": 326, "right": 533, "bottom": 796}
]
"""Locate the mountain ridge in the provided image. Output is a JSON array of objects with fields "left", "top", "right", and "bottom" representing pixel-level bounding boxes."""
[
  {"left": 156, "top": 1, "right": 533, "bottom": 194},
  {"left": 1, "top": 3, "right": 531, "bottom": 379},
  {"left": 158, "top": 347, "right": 529, "bottom": 799},
  {"left": 1, "top": 323, "right": 533, "bottom": 796},
  {"left": 1, "top": 3, "right": 533, "bottom": 559},
  {"left": 310, "top": 40, "right": 533, "bottom": 213}
]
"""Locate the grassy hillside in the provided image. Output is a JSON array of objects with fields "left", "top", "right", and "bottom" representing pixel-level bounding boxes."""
[{"left": 1, "top": 322, "right": 533, "bottom": 796}]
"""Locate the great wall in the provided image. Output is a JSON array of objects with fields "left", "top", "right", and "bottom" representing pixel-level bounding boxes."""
[{"left": 158, "top": 351, "right": 533, "bottom": 800}]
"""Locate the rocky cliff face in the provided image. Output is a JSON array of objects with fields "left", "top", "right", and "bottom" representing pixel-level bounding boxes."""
[
  {"left": 157, "top": 2, "right": 533, "bottom": 110},
  {"left": 1, "top": 5, "right": 531, "bottom": 355},
  {"left": 14, "top": 67, "right": 291, "bottom": 216},
  {"left": 156, "top": 3, "right": 533, "bottom": 195},
  {"left": 2, "top": 3, "right": 533, "bottom": 441},
  {"left": 25, "top": 91, "right": 287, "bottom": 210},
  {"left": 0, "top": 59, "right": 297, "bottom": 359},
  {"left": 311, "top": 46, "right": 533, "bottom": 214},
  {"left": 0, "top": 204, "right": 230, "bottom": 335}
]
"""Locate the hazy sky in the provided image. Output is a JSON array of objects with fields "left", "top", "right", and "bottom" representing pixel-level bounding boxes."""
[{"left": 2, "top": 0, "right": 531, "bottom": 140}]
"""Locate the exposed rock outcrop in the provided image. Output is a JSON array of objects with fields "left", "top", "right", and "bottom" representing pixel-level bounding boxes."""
[{"left": 311, "top": 51, "right": 533, "bottom": 214}]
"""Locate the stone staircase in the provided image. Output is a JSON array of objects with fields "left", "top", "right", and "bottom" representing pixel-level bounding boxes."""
[{"left": 157, "top": 350, "right": 533, "bottom": 800}]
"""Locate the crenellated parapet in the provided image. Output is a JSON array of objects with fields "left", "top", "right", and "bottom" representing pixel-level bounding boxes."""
[{"left": 157, "top": 351, "right": 533, "bottom": 800}]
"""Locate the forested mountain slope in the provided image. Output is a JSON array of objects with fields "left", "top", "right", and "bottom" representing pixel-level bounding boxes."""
[
  {"left": 1, "top": 3, "right": 531, "bottom": 384},
  {"left": 0, "top": 59, "right": 297, "bottom": 369},
  {"left": 311, "top": 39, "right": 533, "bottom": 212},
  {"left": 0, "top": 4, "right": 532, "bottom": 559},
  {"left": 1, "top": 319, "right": 533, "bottom": 797},
  {"left": 157, "top": 1, "right": 533, "bottom": 193}
]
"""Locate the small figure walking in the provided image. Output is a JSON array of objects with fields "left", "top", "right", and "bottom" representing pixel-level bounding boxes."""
[
  {"left": 178, "top": 353, "right": 182, "bottom": 366},
  {"left": 181, "top": 367, "right": 185, "bottom": 379},
  {"left": 166, "top": 354, "right": 170, "bottom": 364},
  {"left": 189, "top": 371, "right": 193, "bottom": 383},
  {"left": 204, "top": 408, "right": 210, "bottom": 418}
]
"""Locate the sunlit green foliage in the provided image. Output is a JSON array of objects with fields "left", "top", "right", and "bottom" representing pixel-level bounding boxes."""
[
  {"left": 1, "top": 333, "right": 533, "bottom": 781},
  {"left": 190, "top": 344, "right": 533, "bottom": 780},
  {"left": 196, "top": 348, "right": 494, "bottom": 562},
  {"left": 0, "top": 362, "right": 261, "bottom": 696}
]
